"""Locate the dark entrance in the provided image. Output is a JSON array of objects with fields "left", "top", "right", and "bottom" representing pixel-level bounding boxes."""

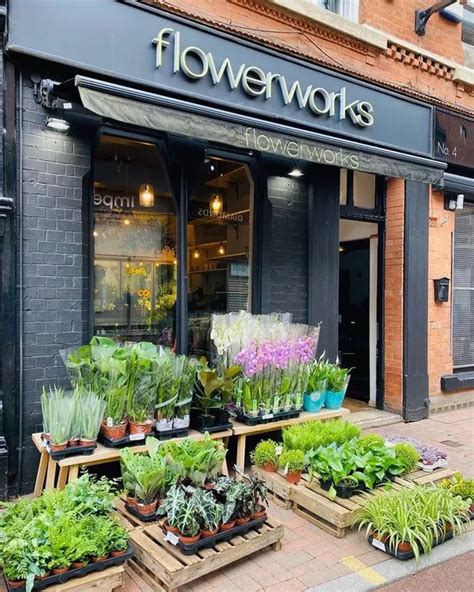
[{"left": 339, "top": 239, "right": 370, "bottom": 402}]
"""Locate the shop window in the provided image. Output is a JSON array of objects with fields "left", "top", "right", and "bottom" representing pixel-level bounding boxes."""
[
  {"left": 452, "top": 203, "right": 474, "bottom": 368},
  {"left": 93, "top": 135, "right": 176, "bottom": 346},
  {"left": 187, "top": 157, "right": 253, "bottom": 356},
  {"left": 462, "top": 1, "right": 474, "bottom": 46}
]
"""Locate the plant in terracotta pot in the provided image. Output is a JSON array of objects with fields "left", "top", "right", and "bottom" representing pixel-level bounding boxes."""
[
  {"left": 250, "top": 439, "right": 279, "bottom": 472},
  {"left": 105, "top": 519, "right": 130, "bottom": 557},
  {"left": 216, "top": 478, "right": 242, "bottom": 531},
  {"left": 193, "top": 488, "right": 223, "bottom": 537},
  {"left": 174, "top": 498, "right": 201, "bottom": 544},
  {"left": 242, "top": 472, "right": 268, "bottom": 519},
  {"left": 234, "top": 482, "right": 254, "bottom": 525},
  {"left": 101, "top": 379, "right": 128, "bottom": 440},
  {"left": 48, "top": 517, "right": 79, "bottom": 574},
  {"left": 278, "top": 449, "right": 305, "bottom": 484},
  {"left": 135, "top": 468, "right": 165, "bottom": 516},
  {"left": 1, "top": 538, "right": 33, "bottom": 590},
  {"left": 79, "top": 393, "right": 106, "bottom": 446},
  {"left": 441, "top": 472, "right": 474, "bottom": 512},
  {"left": 158, "top": 484, "right": 187, "bottom": 534}
]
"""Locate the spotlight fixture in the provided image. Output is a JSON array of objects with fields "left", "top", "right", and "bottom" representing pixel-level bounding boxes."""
[
  {"left": 139, "top": 183, "right": 155, "bottom": 207},
  {"left": 193, "top": 248, "right": 200, "bottom": 259},
  {"left": 288, "top": 168, "right": 304, "bottom": 178},
  {"left": 45, "top": 117, "right": 70, "bottom": 132},
  {"left": 415, "top": 0, "right": 464, "bottom": 36},
  {"left": 210, "top": 193, "right": 223, "bottom": 213},
  {"left": 218, "top": 243, "right": 226, "bottom": 256}
]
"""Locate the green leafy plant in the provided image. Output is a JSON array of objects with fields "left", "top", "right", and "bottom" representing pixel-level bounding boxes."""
[
  {"left": 105, "top": 519, "right": 130, "bottom": 553},
  {"left": 441, "top": 473, "right": 474, "bottom": 502},
  {"left": 393, "top": 443, "right": 420, "bottom": 474},
  {"left": 306, "top": 357, "right": 331, "bottom": 392},
  {"left": 278, "top": 449, "right": 306, "bottom": 474},
  {"left": 326, "top": 365, "right": 351, "bottom": 392},
  {"left": 193, "top": 361, "right": 241, "bottom": 416},
  {"left": 354, "top": 486, "right": 470, "bottom": 562},
  {"left": 192, "top": 488, "right": 223, "bottom": 531},
  {"left": 174, "top": 498, "right": 201, "bottom": 536},
  {"left": 282, "top": 419, "right": 360, "bottom": 453},
  {"left": 250, "top": 440, "right": 278, "bottom": 468},
  {"left": 358, "top": 434, "right": 386, "bottom": 452}
]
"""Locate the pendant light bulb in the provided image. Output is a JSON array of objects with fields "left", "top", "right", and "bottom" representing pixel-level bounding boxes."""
[
  {"left": 210, "top": 193, "right": 223, "bottom": 213},
  {"left": 139, "top": 183, "right": 155, "bottom": 207},
  {"left": 193, "top": 248, "right": 200, "bottom": 259},
  {"left": 218, "top": 243, "right": 225, "bottom": 255}
]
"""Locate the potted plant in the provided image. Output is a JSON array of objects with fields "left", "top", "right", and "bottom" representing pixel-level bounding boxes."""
[
  {"left": 250, "top": 440, "right": 279, "bottom": 472},
  {"left": 101, "top": 380, "right": 128, "bottom": 440},
  {"left": 325, "top": 365, "right": 351, "bottom": 410},
  {"left": 246, "top": 474, "right": 268, "bottom": 519},
  {"left": 174, "top": 499, "right": 201, "bottom": 544},
  {"left": 393, "top": 443, "right": 420, "bottom": 474},
  {"left": 48, "top": 517, "right": 78, "bottom": 574},
  {"left": 79, "top": 394, "right": 106, "bottom": 447},
  {"left": 87, "top": 517, "right": 111, "bottom": 563},
  {"left": 158, "top": 485, "right": 187, "bottom": 534},
  {"left": 193, "top": 488, "right": 223, "bottom": 537},
  {"left": 278, "top": 449, "right": 306, "bottom": 484},
  {"left": 441, "top": 473, "right": 474, "bottom": 512},
  {"left": 303, "top": 358, "right": 330, "bottom": 413},
  {"left": 173, "top": 356, "right": 196, "bottom": 430},
  {"left": 234, "top": 482, "right": 254, "bottom": 524},
  {"left": 1, "top": 539, "right": 32, "bottom": 590},
  {"left": 105, "top": 519, "right": 129, "bottom": 557},
  {"left": 193, "top": 362, "right": 240, "bottom": 431},
  {"left": 135, "top": 468, "right": 165, "bottom": 516}
]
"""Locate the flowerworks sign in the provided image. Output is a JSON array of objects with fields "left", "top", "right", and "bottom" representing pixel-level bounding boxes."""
[{"left": 153, "top": 28, "right": 374, "bottom": 129}]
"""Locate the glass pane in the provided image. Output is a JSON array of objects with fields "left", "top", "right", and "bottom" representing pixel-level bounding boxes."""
[
  {"left": 93, "top": 135, "right": 176, "bottom": 346},
  {"left": 187, "top": 157, "right": 253, "bottom": 356},
  {"left": 353, "top": 171, "right": 376, "bottom": 209}
]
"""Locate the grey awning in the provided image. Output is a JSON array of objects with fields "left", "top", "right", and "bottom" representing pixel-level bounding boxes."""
[
  {"left": 75, "top": 75, "right": 445, "bottom": 185},
  {"left": 441, "top": 172, "right": 474, "bottom": 197}
]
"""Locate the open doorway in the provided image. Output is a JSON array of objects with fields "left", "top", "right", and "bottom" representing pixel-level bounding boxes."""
[{"left": 339, "top": 219, "right": 379, "bottom": 405}]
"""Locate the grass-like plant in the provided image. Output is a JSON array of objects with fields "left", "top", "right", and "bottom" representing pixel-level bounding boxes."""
[
  {"left": 282, "top": 419, "right": 360, "bottom": 453},
  {"left": 354, "top": 486, "right": 470, "bottom": 562},
  {"left": 250, "top": 440, "right": 279, "bottom": 468},
  {"left": 326, "top": 366, "right": 351, "bottom": 392},
  {"left": 80, "top": 393, "right": 106, "bottom": 441},
  {"left": 278, "top": 449, "right": 306, "bottom": 474}
]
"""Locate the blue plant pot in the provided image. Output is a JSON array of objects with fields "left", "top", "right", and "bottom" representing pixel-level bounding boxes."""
[
  {"left": 303, "top": 391, "right": 326, "bottom": 413},
  {"left": 325, "top": 389, "right": 346, "bottom": 410}
]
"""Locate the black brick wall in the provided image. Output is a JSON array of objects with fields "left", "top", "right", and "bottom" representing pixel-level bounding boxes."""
[
  {"left": 19, "top": 71, "right": 90, "bottom": 491},
  {"left": 262, "top": 176, "right": 308, "bottom": 323}
]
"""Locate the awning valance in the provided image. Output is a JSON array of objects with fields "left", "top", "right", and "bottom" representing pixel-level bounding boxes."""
[{"left": 74, "top": 75, "right": 445, "bottom": 185}]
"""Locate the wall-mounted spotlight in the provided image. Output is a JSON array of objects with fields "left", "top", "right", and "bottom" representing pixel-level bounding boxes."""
[
  {"left": 415, "top": 0, "right": 466, "bottom": 36},
  {"left": 45, "top": 117, "right": 70, "bottom": 132},
  {"left": 139, "top": 183, "right": 155, "bottom": 207},
  {"left": 444, "top": 193, "right": 464, "bottom": 211},
  {"left": 288, "top": 168, "right": 304, "bottom": 178}
]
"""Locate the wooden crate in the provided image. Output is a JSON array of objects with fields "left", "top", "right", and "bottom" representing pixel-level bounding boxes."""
[
  {"left": 251, "top": 466, "right": 295, "bottom": 509},
  {"left": 293, "top": 467, "right": 457, "bottom": 538},
  {"left": 127, "top": 517, "right": 284, "bottom": 591},
  {"left": 0, "top": 566, "right": 124, "bottom": 592}
]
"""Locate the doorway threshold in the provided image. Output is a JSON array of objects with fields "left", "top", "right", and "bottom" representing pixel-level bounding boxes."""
[{"left": 343, "top": 401, "right": 402, "bottom": 429}]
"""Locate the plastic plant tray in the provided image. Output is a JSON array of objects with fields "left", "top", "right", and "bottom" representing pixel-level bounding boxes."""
[
  {"left": 163, "top": 515, "right": 268, "bottom": 555},
  {"left": 368, "top": 531, "right": 454, "bottom": 561},
  {"left": 192, "top": 421, "right": 233, "bottom": 434},
  {"left": 47, "top": 443, "right": 96, "bottom": 460},
  {"left": 153, "top": 427, "right": 189, "bottom": 441},
  {"left": 98, "top": 432, "right": 153, "bottom": 448},
  {"left": 125, "top": 502, "right": 160, "bottom": 522},
  {"left": 5, "top": 544, "right": 134, "bottom": 591},
  {"left": 234, "top": 409, "right": 301, "bottom": 426}
]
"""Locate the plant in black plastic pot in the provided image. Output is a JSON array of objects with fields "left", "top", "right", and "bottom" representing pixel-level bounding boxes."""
[{"left": 193, "top": 361, "right": 241, "bottom": 431}]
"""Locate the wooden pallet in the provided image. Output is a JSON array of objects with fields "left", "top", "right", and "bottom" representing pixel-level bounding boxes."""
[
  {"left": 127, "top": 517, "right": 284, "bottom": 591},
  {"left": 0, "top": 566, "right": 125, "bottom": 592},
  {"left": 251, "top": 466, "right": 295, "bottom": 509},
  {"left": 296, "top": 467, "right": 458, "bottom": 538}
]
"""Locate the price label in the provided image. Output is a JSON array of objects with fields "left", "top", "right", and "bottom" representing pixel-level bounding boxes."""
[
  {"left": 371, "top": 538, "right": 386, "bottom": 552},
  {"left": 275, "top": 445, "right": 283, "bottom": 456},
  {"left": 106, "top": 417, "right": 114, "bottom": 428},
  {"left": 262, "top": 413, "right": 274, "bottom": 420},
  {"left": 129, "top": 433, "right": 145, "bottom": 442},
  {"left": 164, "top": 532, "right": 179, "bottom": 546}
]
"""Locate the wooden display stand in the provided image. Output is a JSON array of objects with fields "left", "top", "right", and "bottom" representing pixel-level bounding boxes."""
[
  {"left": 232, "top": 408, "right": 350, "bottom": 472},
  {"left": 254, "top": 466, "right": 457, "bottom": 538},
  {"left": 32, "top": 429, "right": 232, "bottom": 496},
  {"left": 127, "top": 517, "right": 284, "bottom": 591},
  {"left": 0, "top": 565, "right": 124, "bottom": 592}
]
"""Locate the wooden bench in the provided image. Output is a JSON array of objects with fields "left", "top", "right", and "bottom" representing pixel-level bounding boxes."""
[
  {"left": 232, "top": 408, "right": 350, "bottom": 473},
  {"left": 127, "top": 517, "right": 284, "bottom": 592},
  {"left": 32, "top": 429, "right": 232, "bottom": 496},
  {"left": 253, "top": 465, "right": 457, "bottom": 538}
]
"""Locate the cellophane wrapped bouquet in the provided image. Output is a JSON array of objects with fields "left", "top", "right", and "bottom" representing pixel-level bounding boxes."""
[{"left": 211, "top": 312, "right": 319, "bottom": 419}]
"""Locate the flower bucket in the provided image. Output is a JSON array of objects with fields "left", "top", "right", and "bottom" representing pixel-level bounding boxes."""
[
  {"left": 303, "top": 390, "right": 326, "bottom": 413},
  {"left": 325, "top": 377, "right": 350, "bottom": 410}
]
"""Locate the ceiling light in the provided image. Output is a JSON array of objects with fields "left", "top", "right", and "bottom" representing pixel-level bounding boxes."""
[
  {"left": 288, "top": 169, "right": 304, "bottom": 178},
  {"left": 210, "top": 193, "right": 223, "bottom": 213},
  {"left": 45, "top": 117, "right": 70, "bottom": 132},
  {"left": 193, "top": 248, "right": 200, "bottom": 259},
  {"left": 218, "top": 243, "right": 225, "bottom": 256},
  {"left": 139, "top": 183, "right": 155, "bottom": 207}
]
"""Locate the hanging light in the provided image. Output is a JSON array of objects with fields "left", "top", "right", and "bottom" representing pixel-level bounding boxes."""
[
  {"left": 210, "top": 192, "right": 223, "bottom": 213},
  {"left": 139, "top": 183, "right": 155, "bottom": 207},
  {"left": 218, "top": 243, "right": 225, "bottom": 256},
  {"left": 193, "top": 248, "right": 200, "bottom": 259}
]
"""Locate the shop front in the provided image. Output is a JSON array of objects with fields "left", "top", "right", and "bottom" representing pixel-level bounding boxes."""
[{"left": 3, "top": 0, "right": 447, "bottom": 490}]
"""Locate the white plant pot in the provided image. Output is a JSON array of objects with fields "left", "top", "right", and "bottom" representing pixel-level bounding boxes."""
[
  {"left": 173, "top": 415, "right": 190, "bottom": 429},
  {"left": 155, "top": 418, "right": 174, "bottom": 432}
]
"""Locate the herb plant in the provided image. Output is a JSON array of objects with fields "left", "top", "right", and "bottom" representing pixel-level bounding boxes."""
[
  {"left": 282, "top": 419, "right": 360, "bottom": 453},
  {"left": 393, "top": 443, "right": 420, "bottom": 474},
  {"left": 278, "top": 450, "right": 306, "bottom": 474},
  {"left": 250, "top": 440, "right": 279, "bottom": 468}
]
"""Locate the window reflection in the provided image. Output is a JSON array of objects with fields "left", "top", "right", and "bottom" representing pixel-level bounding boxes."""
[{"left": 93, "top": 135, "right": 176, "bottom": 346}]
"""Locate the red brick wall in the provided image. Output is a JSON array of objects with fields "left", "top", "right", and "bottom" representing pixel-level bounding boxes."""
[
  {"left": 384, "top": 179, "right": 405, "bottom": 413},
  {"left": 428, "top": 190, "right": 455, "bottom": 396}
]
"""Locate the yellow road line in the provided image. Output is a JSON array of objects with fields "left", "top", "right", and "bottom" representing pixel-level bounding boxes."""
[{"left": 342, "top": 555, "right": 387, "bottom": 586}]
